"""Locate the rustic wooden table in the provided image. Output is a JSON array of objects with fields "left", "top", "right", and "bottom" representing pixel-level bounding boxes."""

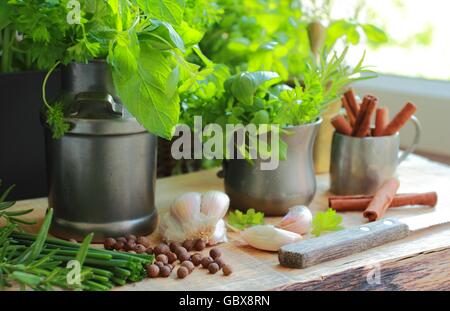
[{"left": 11, "top": 154, "right": 450, "bottom": 291}]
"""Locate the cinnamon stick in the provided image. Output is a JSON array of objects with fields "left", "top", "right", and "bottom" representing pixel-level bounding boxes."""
[
  {"left": 374, "top": 107, "right": 389, "bottom": 136},
  {"left": 351, "top": 96, "right": 369, "bottom": 136},
  {"left": 363, "top": 178, "right": 400, "bottom": 222},
  {"left": 331, "top": 115, "right": 353, "bottom": 136},
  {"left": 329, "top": 192, "right": 438, "bottom": 211},
  {"left": 341, "top": 95, "right": 356, "bottom": 127},
  {"left": 382, "top": 102, "right": 417, "bottom": 136},
  {"left": 343, "top": 89, "right": 360, "bottom": 117},
  {"left": 353, "top": 96, "right": 377, "bottom": 137}
]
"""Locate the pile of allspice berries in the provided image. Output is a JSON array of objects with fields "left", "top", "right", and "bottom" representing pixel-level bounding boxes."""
[{"left": 103, "top": 235, "right": 233, "bottom": 279}]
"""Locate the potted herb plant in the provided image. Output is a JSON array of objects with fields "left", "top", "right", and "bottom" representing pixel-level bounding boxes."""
[
  {"left": 199, "top": 0, "right": 387, "bottom": 173},
  {"left": 181, "top": 66, "right": 327, "bottom": 216},
  {"left": 2, "top": 0, "right": 215, "bottom": 241},
  {"left": 302, "top": 0, "right": 388, "bottom": 172}
]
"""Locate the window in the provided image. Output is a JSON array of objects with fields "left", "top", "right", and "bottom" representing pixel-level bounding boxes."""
[{"left": 331, "top": 0, "right": 450, "bottom": 81}]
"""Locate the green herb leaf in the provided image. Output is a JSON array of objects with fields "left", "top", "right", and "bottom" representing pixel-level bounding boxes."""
[
  {"left": 138, "top": 0, "right": 185, "bottom": 25},
  {"left": 228, "top": 209, "right": 265, "bottom": 230},
  {"left": 112, "top": 45, "right": 180, "bottom": 139},
  {"left": 76, "top": 233, "right": 94, "bottom": 268},
  {"left": 228, "top": 71, "right": 281, "bottom": 106},
  {"left": 311, "top": 208, "right": 344, "bottom": 237},
  {"left": 47, "top": 102, "right": 70, "bottom": 139},
  {"left": 361, "top": 24, "right": 389, "bottom": 44}
]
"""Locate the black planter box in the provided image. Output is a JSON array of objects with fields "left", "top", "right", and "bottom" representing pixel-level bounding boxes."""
[{"left": 0, "top": 70, "right": 60, "bottom": 200}]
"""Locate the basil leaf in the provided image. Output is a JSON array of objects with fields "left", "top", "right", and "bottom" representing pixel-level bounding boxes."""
[
  {"left": 113, "top": 45, "right": 180, "bottom": 139},
  {"left": 138, "top": 0, "right": 185, "bottom": 25},
  {"left": 144, "top": 19, "right": 185, "bottom": 52},
  {"left": 229, "top": 71, "right": 281, "bottom": 106}
]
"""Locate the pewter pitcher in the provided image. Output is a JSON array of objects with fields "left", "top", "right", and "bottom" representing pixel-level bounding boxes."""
[
  {"left": 44, "top": 61, "right": 157, "bottom": 242},
  {"left": 222, "top": 119, "right": 322, "bottom": 216},
  {"left": 330, "top": 116, "right": 421, "bottom": 195}
]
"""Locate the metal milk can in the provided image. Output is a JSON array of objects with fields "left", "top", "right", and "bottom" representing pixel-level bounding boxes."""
[{"left": 44, "top": 61, "right": 157, "bottom": 242}]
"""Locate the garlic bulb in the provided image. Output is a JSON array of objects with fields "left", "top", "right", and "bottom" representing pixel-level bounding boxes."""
[
  {"left": 170, "top": 192, "right": 201, "bottom": 223},
  {"left": 240, "top": 225, "right": 302, "bottom": 252},
  {"left": 276, "top": 205, "right": 312, "bottom": 235},
  {"left": 201, "top": 191, "right": 230, "bottom": 221},
  {"left": 159, "top": 191, "right": 230, "bottom": 244}
]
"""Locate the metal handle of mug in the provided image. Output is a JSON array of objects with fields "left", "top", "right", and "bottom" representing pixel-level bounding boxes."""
[{"left": 398, "top": 115, "right": 422, "bottom": 164}]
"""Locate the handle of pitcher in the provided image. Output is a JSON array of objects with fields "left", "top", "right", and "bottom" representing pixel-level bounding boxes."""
[{"left": 398, "top": 115, "right": 422, "bottom": 164}]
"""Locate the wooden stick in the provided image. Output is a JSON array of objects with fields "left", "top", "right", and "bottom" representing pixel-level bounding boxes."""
[
  {"left": 329, "top": 192, "right": 438, "bottom": 211},
  {"left": 382, "top": 102, "right": 417, "bottom": 136},
  {"left": 374, "top": 107, "right": 389, "bottom": 136},
  {"left": 363, "top": 178, "right": 400, "bottom": 222},
  {"left": 331, "top": 115, "right": 353, "bottom": 136}
]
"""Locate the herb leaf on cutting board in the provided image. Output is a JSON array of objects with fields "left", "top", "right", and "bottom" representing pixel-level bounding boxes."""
[
  {"left": 228, "top": 209, "right": 265, "bottom": 230},
  {"left": 311, "top": 208, "right": 344, "bottom": 237}
]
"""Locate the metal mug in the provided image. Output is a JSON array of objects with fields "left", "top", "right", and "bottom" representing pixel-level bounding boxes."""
[
  {"left": 222, "top": 119, "right": 322, "bottom": 216},
  {"left": 330, "top": 116, "right": 421, "bottom": 195}
]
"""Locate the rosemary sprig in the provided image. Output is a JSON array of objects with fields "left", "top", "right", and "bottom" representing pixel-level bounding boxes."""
[
  {"left": 0, "top": 181, "right": 153, "bottom": 291},
  {"left": 0, "top": 180, "right": 36, "bottom": 227}
]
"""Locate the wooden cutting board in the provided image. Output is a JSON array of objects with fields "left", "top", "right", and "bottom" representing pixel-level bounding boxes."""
[{"left": 8, "top": 154, "right": 450, "bottom": 290}]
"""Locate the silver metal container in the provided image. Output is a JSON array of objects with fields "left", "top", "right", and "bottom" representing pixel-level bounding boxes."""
[
  {"left": 222, "top": 119, "right": 322, "bottom": 216},
  {"left": 330, "top": 116, "right": 421, "bottom": 195},
  {"left": 44, "top": 61, "right": 158, "bottom": 242}
]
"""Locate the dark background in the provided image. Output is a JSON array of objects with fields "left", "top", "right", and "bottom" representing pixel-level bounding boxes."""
[{"left": 0, "top": 70, "right": 60, "bottom": 200}]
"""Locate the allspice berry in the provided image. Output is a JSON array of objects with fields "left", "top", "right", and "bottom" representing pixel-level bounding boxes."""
[
  {"left": 209, "top": 248, "right": 221, "bottom": 260},
  {"left": 208, "top": 262, "right": 220, "bottom": 274},
  {"left": 145, "top": 247, "right": 154, "bottom": 255},
  {"left": 135, "top": 244, "right": 146, "bottom": 254},
  {"left": 154, "top": 243, "right": 170, "bottom": 255},
  {"left": 167, "top": 252, "right": 177, "bottom": 264},
  {"left": 181, "top": 260, "right": 195, "bottom": 273},
  {"left": 191, "top": 253, "right": 202, "bottom": 266},
  {"left": 177, "top": 251, "right": 190, "bottom": 262},
  {"left": 104, "top": 238, "right": 116, "bottom": 250},
  {"left": 215, "top": 257, "right": 226, "bottom": 269},
  {"left": 125, "top": 234, "right": 137, "bottom": 241},
  {"left": 125, "top": 240, "right": 136, "bottom": 251},
  {"left": 165, "top": 263, "right": 174, "bottom": 271},
  {"left": 223, "top": 264, "right": 233, "bottom": 276},
  {"left": 194, "top": 239, "right": 206, "bottom": 251},
  {"left": 182, "top": 240, "right": 195, "bottom": 251},
  {"left": 155, "top": 261, "right": 165, "bottom": 269},
  {"left": 146, "top": 264, "right": 160, "bottom": 278},
  {"left": 159, "top": 265, "right": 171, "bottom": 277},
  {"left": 137, "top": 236, "right": 151, "bottom": 248},
  {"left": 201, "top": 256, "right": 214, "bottom": 269},
  {"left": 169, "top": 241, "right": 181, "bottom": 252},
  {"left": 117, "top": 237, "right": 127, "bottom": 243},
  {"left": 114, "top": 241, "right": 125, "bottom": 251},
  {"left": 174, "top": 246, "right": 187, "bottom": 257},
  {"left": 156, "top": 254, "right": 169, "bottom": 264},
  {"left": 177, "top": 266, "right": 189, "bottom": 279}
]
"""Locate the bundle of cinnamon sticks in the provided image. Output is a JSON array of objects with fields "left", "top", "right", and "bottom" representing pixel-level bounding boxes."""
[
  {"left": 329, "top": 178, "right": 438, "bottom": 222},
  {"left": 332, "top": 89, "right": 417, "bottom": 137}
]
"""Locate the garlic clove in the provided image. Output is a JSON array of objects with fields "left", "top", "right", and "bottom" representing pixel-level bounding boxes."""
[
  {"left": 240, "top": 225, "right": 302, "bottom": 252},
  {"left": 200, "top": 191, "right": 230, "bottom": 221},
  {"left": 207, "top": 219, "right": 228, "bottom": 246},
  {"left": 276, "top": 205, "right": 312, "bottom": 235},
  {"left": 170, "top": 192, "right": 201, "bottom": 223}
]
